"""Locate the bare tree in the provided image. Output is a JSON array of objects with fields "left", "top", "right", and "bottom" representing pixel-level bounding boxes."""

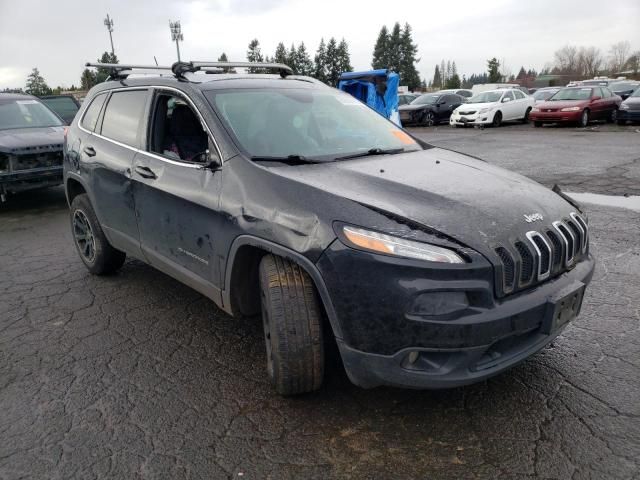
[
  {"left": 554, "top": 45, "right": 579, "bottom": 75},
  {"left": 608, "top": 41, "right": 631, "bottom": 74},
  {"left": 625, "top": 50, "right": 640, "bottom": 75},
  {"left": 578, "top": 46, "right": 603, "bottom": 77}
]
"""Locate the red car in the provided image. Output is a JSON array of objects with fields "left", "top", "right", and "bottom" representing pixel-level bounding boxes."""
[{"left": 530, "top": 86, "right": 621, "bottom": 127}]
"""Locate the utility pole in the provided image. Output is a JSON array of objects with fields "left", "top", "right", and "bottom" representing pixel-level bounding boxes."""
[
  {"left": 103, "top": 14, "right": 115, "bottom": 56},
  {"left": 169, "top": 20, "right": 184, "bottom": 62}
]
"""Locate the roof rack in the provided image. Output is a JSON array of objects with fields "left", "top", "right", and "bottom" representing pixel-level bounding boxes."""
[
  {"left": 172, "top": 61, "right": 293, "bottom": 79},
  {"left": 85, "top": 61, "right": 294, "bottom": 81},
  {"left": 86, "top": 62, "right": 172, "bottom": 80}
]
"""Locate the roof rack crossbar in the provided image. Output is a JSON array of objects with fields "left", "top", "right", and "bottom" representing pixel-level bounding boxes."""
[
  {"left": 185, "top": 61, "right": 293, "bottom": 78},
  {"left": 85, "top": 62, "right": 173, "bottom": 80}
]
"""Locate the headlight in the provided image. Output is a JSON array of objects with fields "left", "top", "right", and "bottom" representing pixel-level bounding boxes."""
[
  {"left": 619, "top": 103, "right": 630, "bottom": 110},
  {"left": 531, "top": 107, "right": 540, "bottom": 112},
  {"left": 340, "top": 225, "right": 465, "bottom": 263},
  {"left": 478, "top": 107, "right": 492, "bottom": 114},
  {"left": 560, "top": 106, "right": 581, "bottom": 112}
]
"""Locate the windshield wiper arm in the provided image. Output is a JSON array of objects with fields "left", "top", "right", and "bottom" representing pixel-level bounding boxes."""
[
  {"left": 250, "top": 154, "right": 318, "bottom": 164},
  {"left": 333, "top": 147, "right": 406, "bottom": 161}
]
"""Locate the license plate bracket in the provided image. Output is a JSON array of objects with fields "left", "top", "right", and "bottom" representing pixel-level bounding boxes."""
[{"left": 541, "top": 282, "right": 585, "bottom": 334}]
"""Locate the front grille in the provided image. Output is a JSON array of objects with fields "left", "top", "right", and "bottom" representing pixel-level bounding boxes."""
[
  {"left": 10, "top": 151, "right": 63, "bottom": 171},
  {"left": 543, "top": 108, "right": 559, "bottom": 112},
  {"left": 493, "top": 212, "right": 589, "bottom": 297},
  {"left": 458, "top": 111, "right": 476, "bottom": 115}
]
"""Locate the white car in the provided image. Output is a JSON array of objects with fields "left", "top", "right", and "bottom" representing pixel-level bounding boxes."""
[{"left": 449, "top": 88, "right": 535, "bottom": 127}]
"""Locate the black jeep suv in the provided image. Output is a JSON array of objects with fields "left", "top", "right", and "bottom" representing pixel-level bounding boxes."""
[{"left": 64, "top": 61, "right": 595, "bottom": 395}]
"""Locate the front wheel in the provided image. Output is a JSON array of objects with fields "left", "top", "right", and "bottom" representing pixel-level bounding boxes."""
[
  {"left": 617, "top": 119, "right": 627, "bottom": 126},
  {"left": 522, "top": 107, "right": 532, "bottom": 123},
  {"left": 492, "top": 111, "right": 502, "bottom": 127},
  {"left": 534, "top": 121, "right": 543, "bottom": 128},
  {"left": 259, "top": 254, "right": 324, "bottom": 395},
  {"left": 422, "top": 111, "right": 435, "bottom": 127},
  {"left": 579, "top": 109, "right": 589, "bottom": 128},
  {"left": 607, "top": 108, "right": 618, "bottom": 123},
  {"left": 70, "top": 194, "right": 126, "bottom": 275}
]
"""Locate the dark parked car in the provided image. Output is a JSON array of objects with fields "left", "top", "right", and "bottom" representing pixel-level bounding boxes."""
[
  {"left": 64, "top": 61, "right": 594, "bottom": 395},
  {"left": 0, "top": 93, "right": 65, "bottom": 201},
  {"left": 608, "top": 81, "right": 640, "bottom": 100},
  {"left": 618, "top": 86, "right": 640, "bottom": 124},
  {"left": 40, "top": 94, "right": 81, "bottom": 124},
  {"left": 530, "top": 86, "right": 622, "bottom": 127},
  {"left": 399, "top": 93, "right": 464, "bottom": 126},
  {"left": 398, "top": 93, "right": 419, "bottom": 106}
]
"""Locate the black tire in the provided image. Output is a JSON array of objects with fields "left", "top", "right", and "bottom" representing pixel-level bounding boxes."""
[
  {"left": 579, "top": 109, "right": 589, "bottom": 128},
  {"left": 534, "top": 121, "right": 543, "bottom": 128},
  {"left": 617, "top": 119, "right": 627, "bottom": 126},
  {"left": 259, "top": 254, "right": 324, "bottom": 395},
  {"left": 522, "top": 107, "right": 532, "bottom": 123},
  {"left": 492, "top": 111, "right": 502, "bottom": 127},
  {"left": 607, "top": 108, "right": 618, "bottom": 123},
  {"left": 70, "top": 194, "right": 126, "bottom": 275},
  {"left": 422, "top": 111, "right": 435, "bottom": 127}
]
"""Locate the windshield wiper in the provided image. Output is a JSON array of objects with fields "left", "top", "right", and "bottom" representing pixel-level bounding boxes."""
[
  {"left": 333, "top": 147, "right": 406, "bottom": 161},
  {"left": 250, "top": 154, "right": 319, "bottom": 164}
]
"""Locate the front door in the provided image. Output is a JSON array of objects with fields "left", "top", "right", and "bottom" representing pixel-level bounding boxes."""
[{"left": 131, "top": 89, "right": 225, "bottom": 303}]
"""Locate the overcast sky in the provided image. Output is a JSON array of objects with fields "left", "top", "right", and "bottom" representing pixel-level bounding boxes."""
[{"left": 1, "top": 0, "right": 639, "bottom": 89}]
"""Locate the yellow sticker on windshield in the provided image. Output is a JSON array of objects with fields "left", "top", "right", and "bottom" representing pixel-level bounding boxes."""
[{"left": 391, "top": 130, "right": 416, "bottom": 145}]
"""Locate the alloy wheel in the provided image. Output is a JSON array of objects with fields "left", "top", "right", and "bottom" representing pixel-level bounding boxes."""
[
  {"left": 424, "top": 112, "right": 435, "bottom": 126},
  {"left": 72, "top": 209, "right": 96, "bottom": 263}
]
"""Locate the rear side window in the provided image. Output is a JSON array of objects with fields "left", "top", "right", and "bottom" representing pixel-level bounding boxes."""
[
  {"left": 80, "top": 93, "right": 107, "bottom": 131},
  {"left": 514, "top": 90, "right": 525, "bottom": 99},
  {"left": 40, "top": 97, "right": 79, "bottom": 124},
  {"left": 100, "top": 90, "right": 148, "bottom": 146}
]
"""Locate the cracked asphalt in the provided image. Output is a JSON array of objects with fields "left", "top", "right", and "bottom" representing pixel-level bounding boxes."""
[{"left": 1, "top": 123, "right": 639, "bottom": 479}]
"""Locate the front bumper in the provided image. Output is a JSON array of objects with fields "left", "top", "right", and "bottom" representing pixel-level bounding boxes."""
[
  {"left": 449, "top": 111, "right": 494, "bottom": 126},
  {"left": 529, "top": 110, "right": 582, "bottom": 123},
  {"left": 0, "top": 166, "right": 63, "bottom": 194},
  {"left": 618, "top": 109, "right": 640, "bottom": 122},
  {"left": 317, "top": 241, "right": 595, "bottom": 389}
]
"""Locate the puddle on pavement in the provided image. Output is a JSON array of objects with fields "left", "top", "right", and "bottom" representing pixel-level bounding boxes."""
[{"left": 565, "top": 192, "right": 640, "bottom": 212}]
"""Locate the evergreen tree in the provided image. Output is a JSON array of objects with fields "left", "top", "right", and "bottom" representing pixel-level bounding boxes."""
[
  {"left": 387, "top": 22, "right": 402, "bottom": 72},
  {"left": 487, "top": 57, "right": 501, "bottom": 82},
  {"left": 516, "top": 66, "right": 526, "bottom": 80},
  {"left": 246, "top": 39, "right": 264, "bottom": 73},
  {"left": 296, "top": 42, "right": 314, "bottom": 76},
  {"left": 336, "top": 38, "right": 353, "bottom": 77},
  {"left": 325, "top": 37, "right": 341, "bottom": 86},
  {"left": 314, "top": 38, "right": 328, "bottom": 83},
  {"left": 452, "top": 61, "right": 458, "bottom": 77},
  {"left": 287, "top": 43, "right": 298, "bottom": 73},
  {"left": 432, "top": 64, "right": 441, "bottom": 89},
  {"left": 372, "top": 25, "right": 389, "bottom": 69},
  {"left": 80, "top": 68, "right": 97, "bottom": 90},
  {"left": 445, "top": 73, "right": 461, "bottom": 89},
  {"left": 274, "top": 42, "right": 288, "bottom": 65},
  {"left": 218, "top": 52, "right": 235, "bottom": 72},
  {"left": 399, "top": 23, "right": 420, "bottom": 91},
  {"left": 25, "top": 68, "right": 51, "bottom": 96},
  {"left": 440, "top": 59, "right": 447, "bottom": 85},
  {"left": 95, "top": 52, "right": 119, "bottom": 83}
]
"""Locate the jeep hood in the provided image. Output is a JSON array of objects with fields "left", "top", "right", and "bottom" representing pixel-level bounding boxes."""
[
  {"left": 269, "top": 148, "right": 577, "bottom": 256},
  {"left": 0, "top": 127, "right": 64, "bottom": 153}
]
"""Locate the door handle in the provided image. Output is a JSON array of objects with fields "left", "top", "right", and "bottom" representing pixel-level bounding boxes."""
[
  {"left": 83, "top": 146, "right": 96, "bottom": 157},
  {"left": 134, "top": 165, "right": 157, "bottom": 179}
]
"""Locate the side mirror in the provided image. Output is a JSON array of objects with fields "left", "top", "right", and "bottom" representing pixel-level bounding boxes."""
[{"left": 502, "top": 97, "right": 511, "bottom": 103}]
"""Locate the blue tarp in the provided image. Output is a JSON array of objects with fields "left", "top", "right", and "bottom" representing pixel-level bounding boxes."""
[{"left": 337, "top": 69, "right": 401, "bottom": 125}]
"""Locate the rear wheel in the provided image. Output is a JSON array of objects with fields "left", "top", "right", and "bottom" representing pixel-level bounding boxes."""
[
  {"left": 259, "top": 254, "right": 324, "bottom": 395},
  {"left": 579, "top": 109, "right": 589, "bottom": 127},
  {"left": 534, "top": 121, "right": 543, "bottom": 128},
  {"left": 492, "top": 111, "right": 502, "bottom": 127},
  {"left": 522, "top": 107, "right": 532, "bottom": 123},
  {"left": 70, "top": 194, "right": 126, "bottom": 275}
]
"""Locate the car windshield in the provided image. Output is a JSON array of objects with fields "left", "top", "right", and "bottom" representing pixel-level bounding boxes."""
[
  {"left": 205, "top": 88, "right": 422, "bottom": 161},
  {"left": 468, "top": 91, "right": 502, "bottom": 103},
  {"left": 549, "top": 88, "right": 593, "bottom": 101},
  {"left": 533, "top": 90, "right": 558, "bottom": 101},
  {"left": 610, "top": 82, "right": 637, "bottom": 91},
  {"left": 0, "top": 98, "right": 64, "bottom": 130},
  {"left": 411, "top": 94, "right": 439, "bottom": 105},
  {"left": 632, "top": 88, "right": 640, "bottom": 98}
]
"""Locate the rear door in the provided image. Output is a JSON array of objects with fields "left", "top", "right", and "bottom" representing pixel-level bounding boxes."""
[
  {"left": 86, "top": 88, "right": 150, "bottom": 257},
  {"left": 131, "top": 88, "right": 225, "bottom": 303}
]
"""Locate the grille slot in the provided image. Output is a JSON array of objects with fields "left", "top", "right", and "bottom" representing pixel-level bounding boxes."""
[
  {"left": 566, "top": 220, "right": 583, "bottom": 257},
  {"left": 553, "top": 221, "right": 575, "bottom": 266},
  {"left": 515, "top": 241, "right": 534, "bottom": 285},
  {"left": 546, "top": 229, "right": 563, "bottom": 270},
  {"left": 527, "top": 232, "right": 552, "bottom": 279},
  {"left": 570, "top": 213, "right": 588, "bottom": 253},
  {"left": 495, "top": 247, "right": 515, "bottom": 292}
]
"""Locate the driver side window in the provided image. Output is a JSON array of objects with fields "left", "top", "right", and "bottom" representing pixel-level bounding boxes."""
[
  {"left": 503, "top": 91, "right": 515, "bottom": 101},
  {"left": 149, "top": 92, "right": 209, "bottom": 163}
]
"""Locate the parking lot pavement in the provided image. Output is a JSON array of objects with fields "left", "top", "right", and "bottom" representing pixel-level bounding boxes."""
[{"left": 1, "top": 127, "right": 639, "bottom": 479}]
